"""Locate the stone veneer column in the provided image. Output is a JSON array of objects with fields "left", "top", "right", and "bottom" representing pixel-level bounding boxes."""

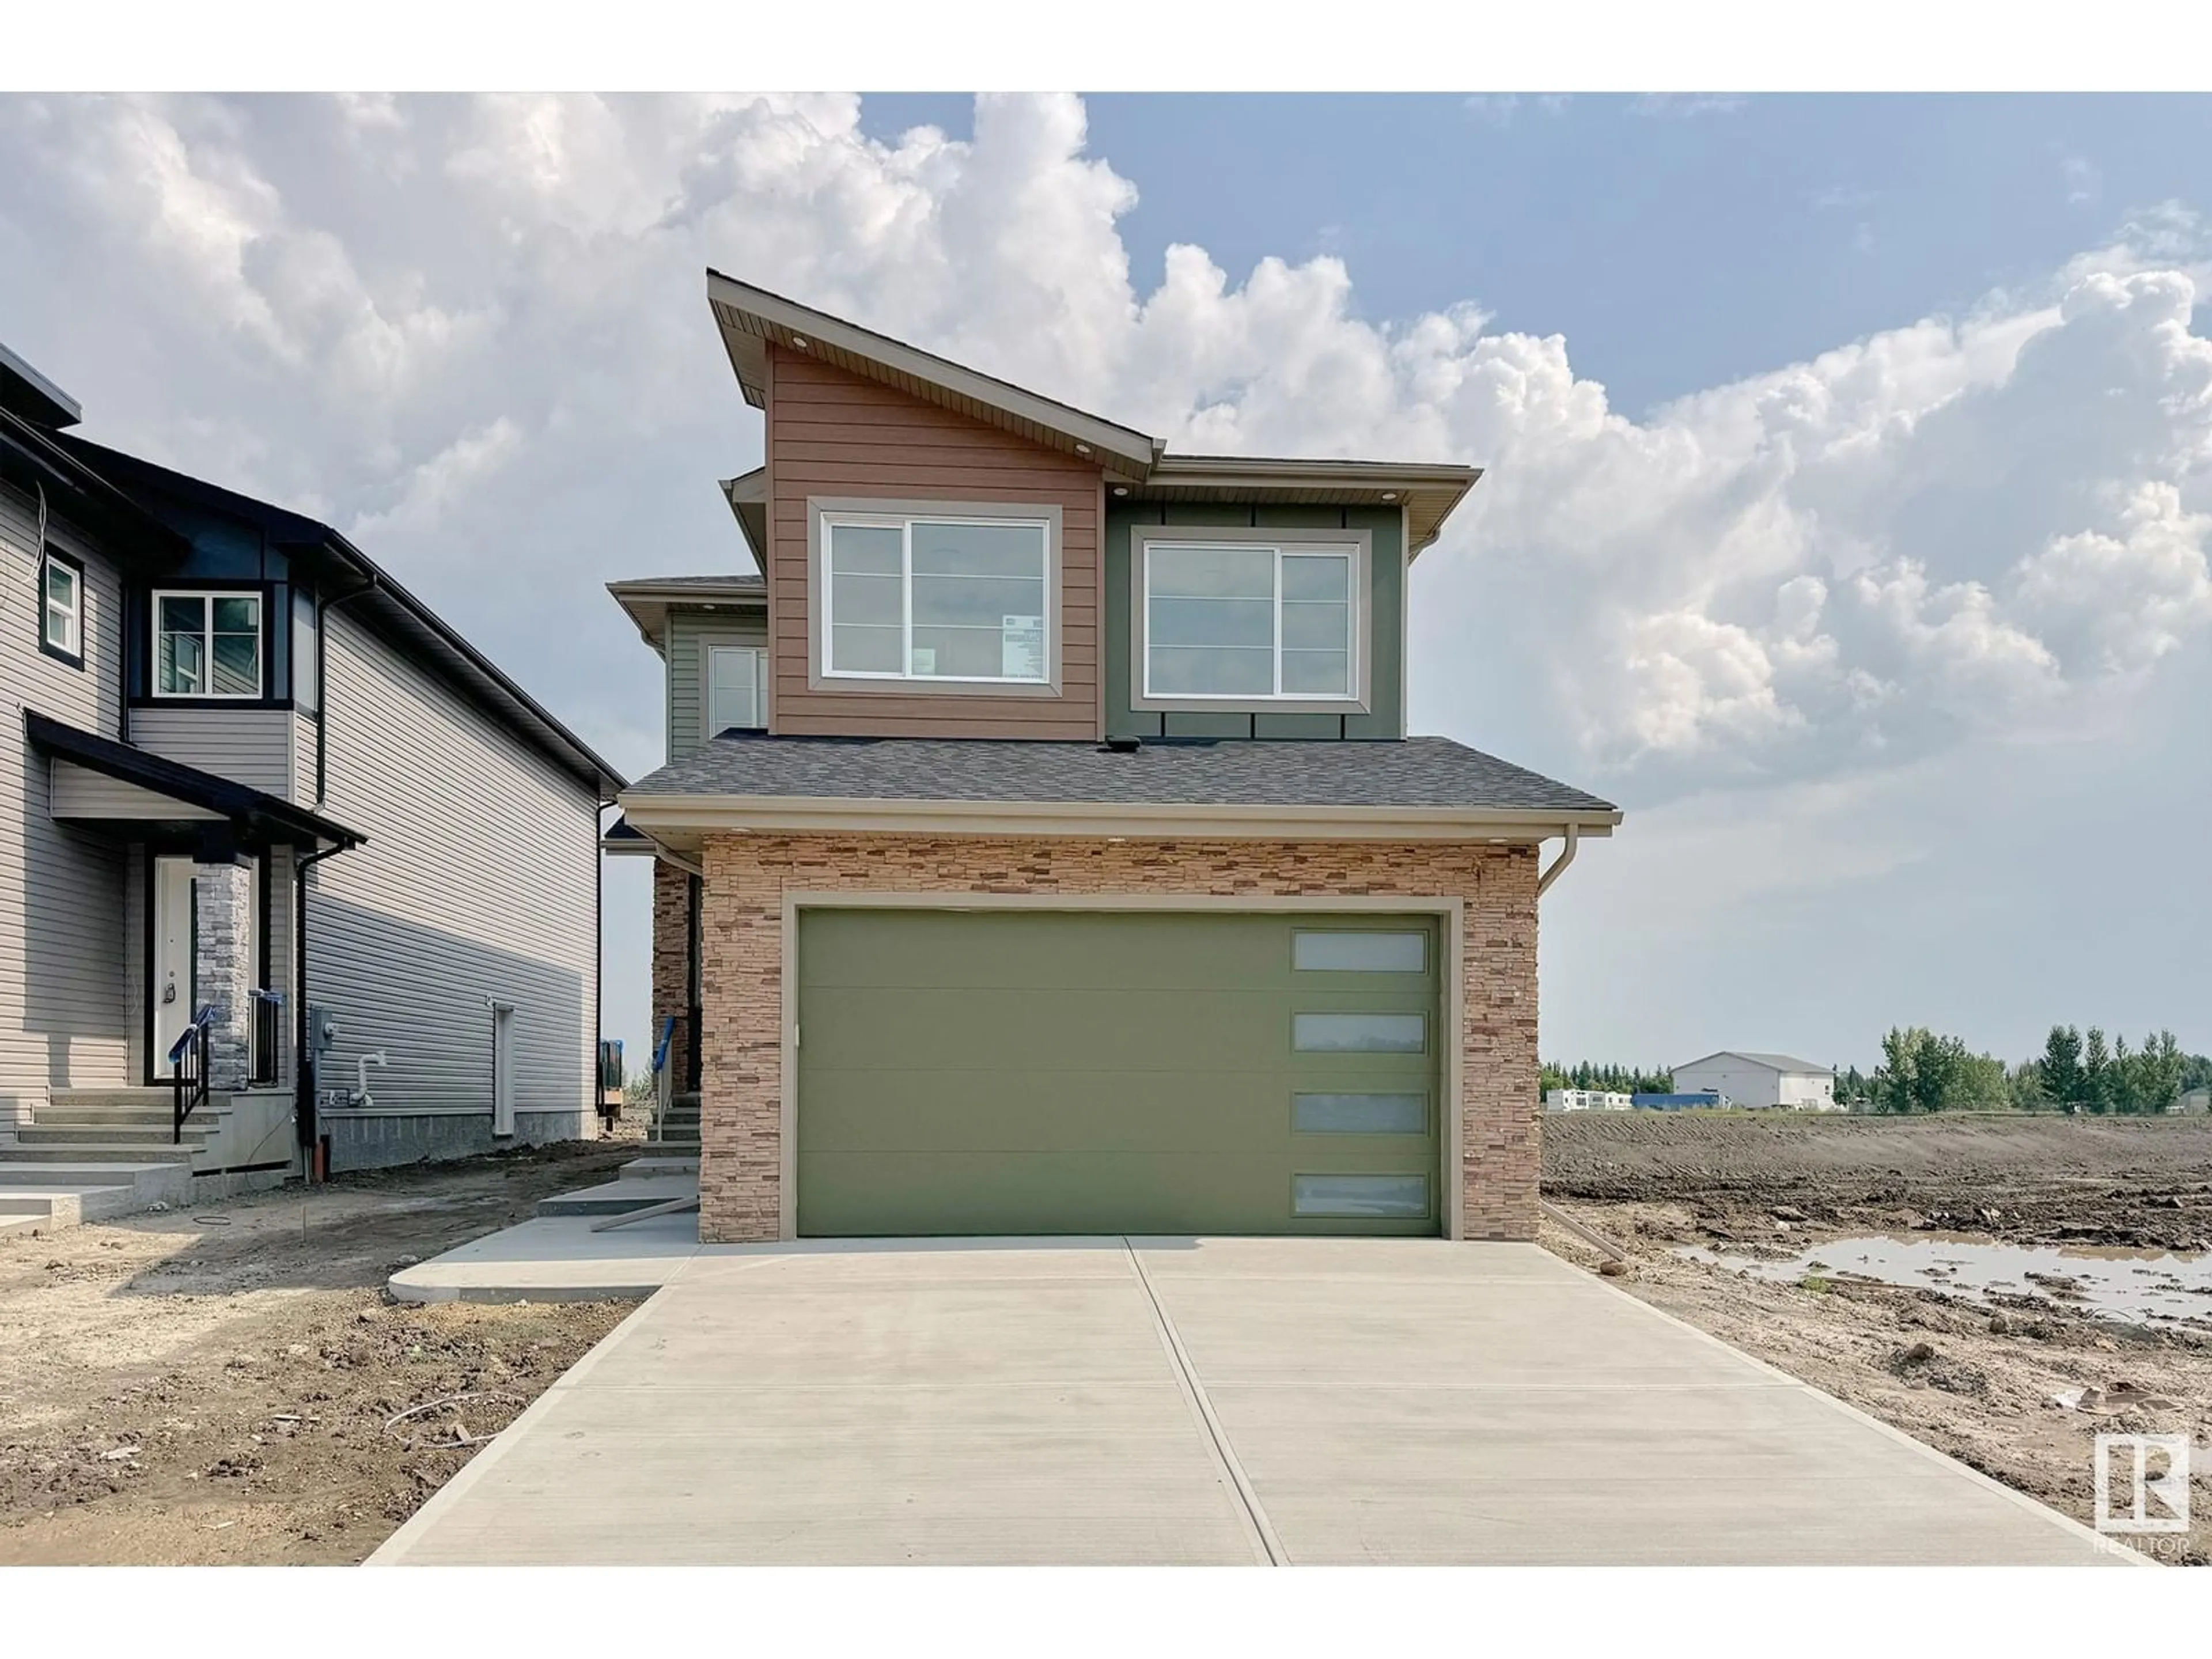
[
  {"left": 650, "top": 861, "right": 695, "bottom": 1090},
  {"left": 193, "top": 859, "right": 255, "bottom": 1091}
]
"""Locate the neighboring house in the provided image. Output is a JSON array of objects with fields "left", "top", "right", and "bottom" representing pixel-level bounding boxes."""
[
  {"left": 1544, "top": 1089, "right": 1631, "bottom": 1112},
  {"left": 609, "top": 275, "right": 1621, "bottom": 1246},
  {"left": 1, "top": 343, "right": 622, "bottom": 1226},
  {"left": 2173, "top": 1086, "right": 2210, "bottom": 1117},
  {"left": 1672, "top": 1051, "right": 1837, "bottom": 1111}
]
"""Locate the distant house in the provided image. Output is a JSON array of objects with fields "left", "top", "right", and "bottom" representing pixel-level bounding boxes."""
[
  {"left": 1672, "top": 1051, "right": 1836, "bottom": 1111},
  {"left": 2173, "top": 1087, "right": 2211, "bottom": 1117},
  {"left": 1544, "top": 1089, "right": 1631, "bottom": 1112}
]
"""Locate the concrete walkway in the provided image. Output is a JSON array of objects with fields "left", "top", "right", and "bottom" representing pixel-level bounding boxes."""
[{"left": 372, "top": 1235, "right": 2131, "bottom": 1566}]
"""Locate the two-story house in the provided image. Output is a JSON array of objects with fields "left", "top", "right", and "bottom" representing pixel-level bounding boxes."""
[
  {"left": 2, "top": 342, "right": 622, "bottom": 1228},
  {"left": 609, "top": 276, "right": 1620, "bottom": 1247}
]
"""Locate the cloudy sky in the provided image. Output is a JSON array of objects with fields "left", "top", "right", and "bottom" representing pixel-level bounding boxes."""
[{"left": 3, "top": 91, "right": 2207, "bottom": 1073}]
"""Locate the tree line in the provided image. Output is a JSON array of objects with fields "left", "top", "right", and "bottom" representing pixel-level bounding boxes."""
[
  {"left": 1860, "top": 1025, "right": 2206, "bottom": 1115},
  {"left": 1546, "top": 1028, "right": 2209, "bottom": 1114}
]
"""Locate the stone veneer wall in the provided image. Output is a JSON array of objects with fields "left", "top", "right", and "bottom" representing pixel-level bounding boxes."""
[
  {"left": 696, "top": 834, "right": 1542, "bottom": 1244},
  {"left": 650, "top": 861, "right": 694, "bottom": 1092}
]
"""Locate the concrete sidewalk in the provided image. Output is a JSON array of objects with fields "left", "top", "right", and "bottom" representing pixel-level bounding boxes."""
[{"left": 370, "top": 1234, "right": 2131, "bottom": 1566}]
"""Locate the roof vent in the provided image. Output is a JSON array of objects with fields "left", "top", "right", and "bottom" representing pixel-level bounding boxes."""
[{"left": 1099, "top": 734, "right": 1142, "bottom": 755}]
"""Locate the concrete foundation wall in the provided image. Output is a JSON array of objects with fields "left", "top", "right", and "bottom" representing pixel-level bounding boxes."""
[{"left": 323, "top": 1107, "right": 593, "bottom": 1172}]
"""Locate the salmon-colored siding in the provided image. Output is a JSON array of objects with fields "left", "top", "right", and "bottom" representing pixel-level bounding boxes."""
[{"left": 764, "top": 344, "right": 1104, "bottom": 739}]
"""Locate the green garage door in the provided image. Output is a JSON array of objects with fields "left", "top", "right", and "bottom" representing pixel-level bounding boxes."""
[{"left": 794, "top": 908, "right": 1442, "bottom": 1237}]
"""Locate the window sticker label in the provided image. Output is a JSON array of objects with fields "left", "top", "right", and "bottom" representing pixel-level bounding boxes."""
[
  {"left": 910, "top": 646, "right": 938, "bottom": 676},
  {"left": 1002, "top": 615, "right": 1044, "bottom": 679}
]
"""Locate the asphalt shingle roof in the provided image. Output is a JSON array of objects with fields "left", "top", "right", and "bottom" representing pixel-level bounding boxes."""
[{"left": 627, "top": 733, "right": 1616, "bottom": 816}]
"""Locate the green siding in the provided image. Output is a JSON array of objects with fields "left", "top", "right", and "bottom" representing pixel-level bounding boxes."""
[
  {"left": 1104, "top": 502, "right": 1404, "bottom": 740},
  {"left": 794, "top": 909, "right": 1441, "bottom": 1237},
  {"left": 665, "top": 608, "right": 768, "bottom": 761}
]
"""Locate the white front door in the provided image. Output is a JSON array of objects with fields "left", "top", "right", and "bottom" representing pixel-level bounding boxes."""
[
  {"left": 152, "top": 856, "right": 197, "bottom": 1071},
  {"left": 151, "top": 854, "right": 258, "bottom": 1077}
]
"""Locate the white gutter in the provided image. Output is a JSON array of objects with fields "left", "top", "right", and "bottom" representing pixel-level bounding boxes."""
[
  {"left": 619, "top": 793, "right": 1620, "bottom": 846},
  {"left": 1536, "top": 823, "right": 1581, "bottom": 899}
]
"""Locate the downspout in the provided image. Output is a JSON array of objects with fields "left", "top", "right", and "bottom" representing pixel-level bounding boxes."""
[
  {"left": 293, "top": 839, "right": 353, "bottom": 1179},
  {"left": 1536, "top": 823, "right": 1580, "bottom": 899}
]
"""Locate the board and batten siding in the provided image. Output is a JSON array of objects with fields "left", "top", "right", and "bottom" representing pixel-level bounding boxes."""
[
  {"left": 1104, "top": 500, "right": 1407, "bottom": 741},
  {"left": 667, "top": 607, "right": 769, "bottom": 761},
  {"left": 308, "top": 608, "right": 596, "bottom": 1130},
  {"left": 764, "top": 345, "right": 1104, "bottom": 740},
  {"left": 1, "top": 481, "right": 132, "bottom": 1102},
  {"left": 129, "top": 706, "right": 301, "bottom": 801}
]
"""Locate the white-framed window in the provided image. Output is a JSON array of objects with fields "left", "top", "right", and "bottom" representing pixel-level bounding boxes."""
[
  {"left": 40, "top": 552, "right": 82, "bottom": 662},
  {"left": 1142, "top": 540, "right": 1357, "bottom": 700},
  {"left": 823, "top": 512, "right": 1050, "bottom": 683},
  {"left": 706, "top": 644, "right": 769, "bottom": 734},
  {"left": 154, "top": 590, "right": 263, "bottom": 698}
]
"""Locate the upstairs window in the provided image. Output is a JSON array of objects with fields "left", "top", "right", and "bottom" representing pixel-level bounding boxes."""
[
  {"left": 1141, "top": 540, "right": 1358, "bottom": 702},
  {"left": 707, "top": 644, "right": 768, "bottom": 734},
  {"left": 823, "top": 512, "right": 1050, "bottom": 684},
  {"left": 40, "top": 551, "right": 83, "bottom": 664},
  {"left": 155, "top": 591, "right": 262, "bottom": 698}
]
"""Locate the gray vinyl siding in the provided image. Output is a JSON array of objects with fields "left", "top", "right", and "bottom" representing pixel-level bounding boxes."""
[
  {"left": 666, "top": 607, "right": 769, "bottom": 760},
  {"left": 307, "top": 608, "right": 596, "bottom": 1131},
  {"left": 48, "top": 760, "right": 222, "bottom": 820},
  {"left": 1, "top": 480, "right": 132, "bottom": 1098},
  {"left": 130, "top": 706, "right": 300, "bottom": 800}
]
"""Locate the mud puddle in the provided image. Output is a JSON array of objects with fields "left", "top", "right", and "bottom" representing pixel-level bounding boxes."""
[{"left": 1678, "top": 1233, "right": 2212, "bottom": 1326}]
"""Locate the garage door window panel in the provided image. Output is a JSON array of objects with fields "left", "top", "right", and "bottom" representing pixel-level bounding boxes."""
[
  {"left": 1293, "top": 1012, "right": 1427, "bottom": 1054},
  {"left": 1293, "top": 930, "right": 1427, "bottom": 973},
  {"left": 1292, "top": 1092, "right": 1430, "bottom": 1134},
  {"left": 1293, "top": 1173, "right": 1431, "bottom": 1218}
]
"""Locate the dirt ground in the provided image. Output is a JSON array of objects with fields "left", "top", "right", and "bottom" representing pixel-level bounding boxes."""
[
  {"left": 1542, "top": 1112, "right": 2212, "bottom": 1565},
  {"left": 0, "top": 1139, "right": 638, "bottom": 1565}
]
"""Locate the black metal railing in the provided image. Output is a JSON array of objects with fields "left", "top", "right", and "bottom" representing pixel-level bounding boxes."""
[
  {"left": 251, "top": 990, "right": 283, "bottom": 1086},
  {"left": 169, "top": 1005, "right": 215, "bottom": 1145},
  {"left": 651, "top": 1014, "right": 677, "bottom": 1142}
]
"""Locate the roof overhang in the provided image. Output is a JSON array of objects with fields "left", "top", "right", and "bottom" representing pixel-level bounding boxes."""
[
  {"left": 707, "top": 272, "right": 1164, "bottom": 476},
  {"left": 606, "top": 575, "right": 768, "bottom": 654},
  {"left": 618, "top": 791, "right": 1619, "bottom": 855},
  {"left": 718, "top": 465, "right": 768, "bottom": 563},
  {"left": 28, "top": 709, "right": 364, "bottom": 852},
  {"left": 702, "top": 273, "right": 1486, "bottom": 552},
  {"left": 1128, "top": 456, "right": 1480, "bottom": 554}
]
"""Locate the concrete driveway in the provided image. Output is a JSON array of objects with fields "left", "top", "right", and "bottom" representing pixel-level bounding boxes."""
[{"left": 372, "top": 1236, "right": 2123, "bottom": 1566}]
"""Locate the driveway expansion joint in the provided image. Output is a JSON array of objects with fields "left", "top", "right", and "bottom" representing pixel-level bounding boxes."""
[{"left": 1122, "top": 1238, "right": 1286, "bottom": 1566}]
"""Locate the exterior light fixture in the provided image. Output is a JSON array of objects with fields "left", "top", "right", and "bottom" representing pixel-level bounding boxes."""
[
  {"left": 1075, "top": 442, "right": 1092, "bottom": 455},
  {"left": 789, "top": 335, "right": 809, "bottom": 349},
  {"left": 1112, "top": 486, "right": 1129, "bottom": 496},
  {"left": 1381, "top": 491, "right": 1397, "bottom": 501}
]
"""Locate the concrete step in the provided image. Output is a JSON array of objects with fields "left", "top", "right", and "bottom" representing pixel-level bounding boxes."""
[
  {"left": 34, "top": 1104, "right": 222, "bottom": 1128},
  {"left": 46, "top": 1088, "right": 180, "bottom": 1111},
  {"left": 0, "top": 1160, "right": 194, "bottom": 1192},
  {"left": 0, "top": 1183, "right": 141, "bottom": 1230},
  {"left": 674, "top": 1092, "right": 701, "bottom": 1108},
  {"left": 536, "top": 1175, "right": 698, "bottom": 1218},
  {"left": 620, "top": 1156, "right": 699, "bottom": 1180},
  {"left": 0, "top": 1141, "right": 200, "bottom": 1166},
  {"left": 16, "top": 1123, "right": 211, "bottom": 1149}
]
